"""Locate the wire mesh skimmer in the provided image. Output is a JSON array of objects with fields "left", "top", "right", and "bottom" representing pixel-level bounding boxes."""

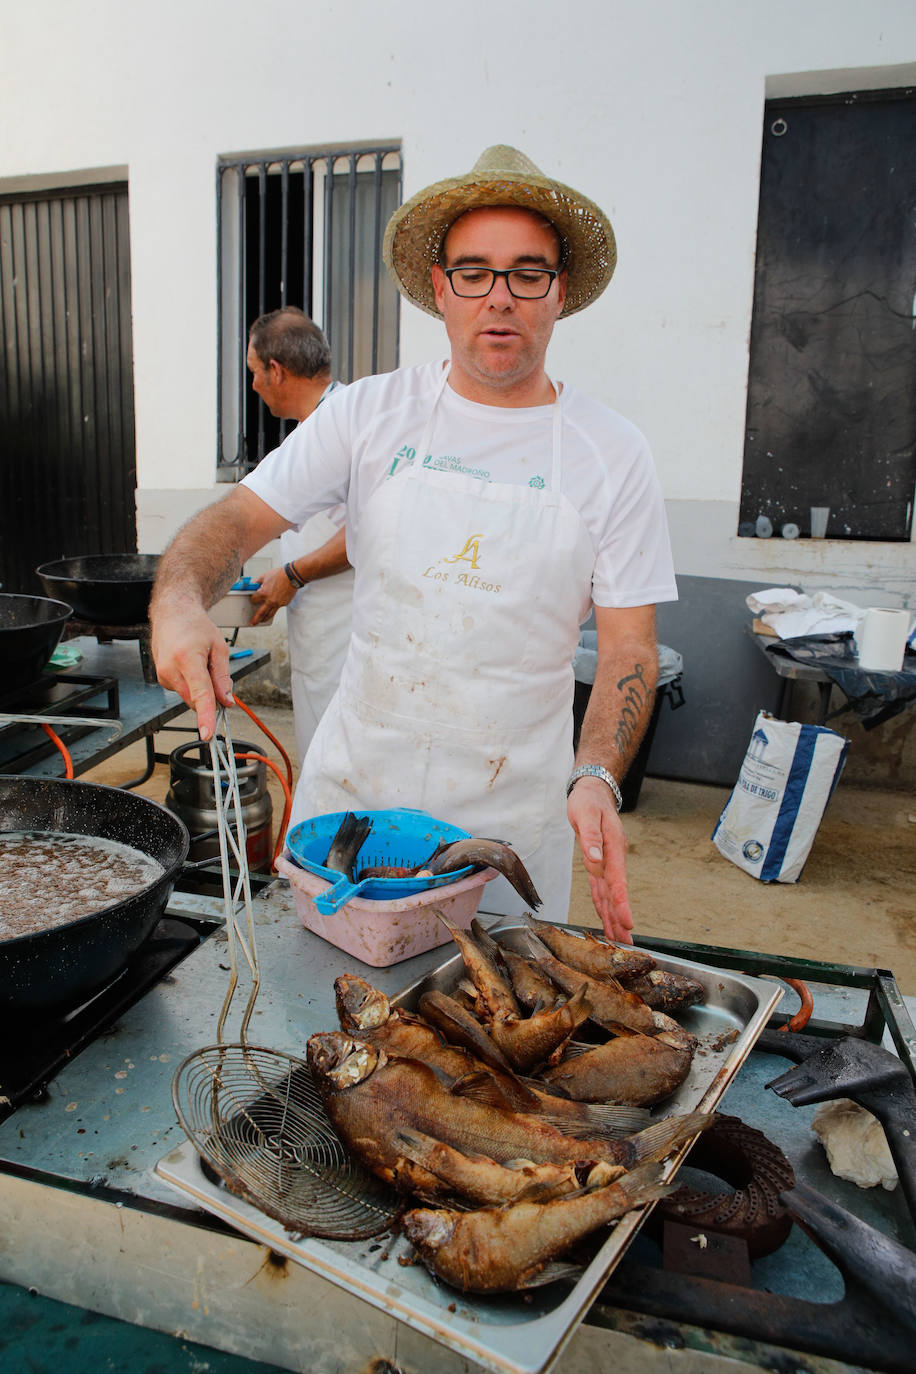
[{"left": 171, "top": 709, "right": 401, "bottom": 1240}]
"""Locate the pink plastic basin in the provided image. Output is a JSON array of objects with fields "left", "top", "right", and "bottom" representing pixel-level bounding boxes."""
[{"left": 275, "top": 852, "right": 496, "bottom": 968}]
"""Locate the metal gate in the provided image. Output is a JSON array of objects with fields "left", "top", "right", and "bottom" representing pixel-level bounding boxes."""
[{"left": 0, "top": 181, "right": 137, "bottom": 595}]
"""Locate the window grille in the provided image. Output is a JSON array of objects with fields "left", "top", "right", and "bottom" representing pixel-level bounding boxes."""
[{"left": 217, "top": 144, "right": 402, "bottom": 477}]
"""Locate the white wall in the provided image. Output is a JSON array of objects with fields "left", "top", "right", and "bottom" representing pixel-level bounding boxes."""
[{"left": 3, "top": 0, "right": 916, "bottom": 605}]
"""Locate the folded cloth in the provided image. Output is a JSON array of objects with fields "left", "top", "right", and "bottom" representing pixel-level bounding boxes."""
[
  {"left": 767, "top": 633, "right": 916, "bottom": 728},
  {"left": 746, "top": 588, "right": 862, "bottom": 639},
  {"left": 48, "top": 644, "right": 82, "bottom": 668}
]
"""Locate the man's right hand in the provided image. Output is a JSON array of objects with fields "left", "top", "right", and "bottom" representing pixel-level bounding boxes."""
[
  {"left": 250, "top": 566, "right": 296, "bottom": 625},
  {"left": 567, "top": 776, "right": 635, "bottom": 944},
  {"left": 151, "top": 604, "right": 234, "bottom": 741},
  {"left": 148, "top": 487, "right": 291, "bottom": 737}
]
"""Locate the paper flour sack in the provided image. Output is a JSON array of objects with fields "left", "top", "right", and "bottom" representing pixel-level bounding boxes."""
[{"left": 712, "top": 711, "right": 848, "bottom": 882}]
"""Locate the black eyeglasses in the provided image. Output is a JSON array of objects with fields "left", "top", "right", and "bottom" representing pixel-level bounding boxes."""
[{"left": 442, "top": 266, "right": 561, "bottom": 300}]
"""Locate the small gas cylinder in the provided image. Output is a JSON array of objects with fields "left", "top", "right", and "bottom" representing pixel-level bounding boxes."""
[{"left": 165, "top": 738, "right": 273, "bottom": 873}]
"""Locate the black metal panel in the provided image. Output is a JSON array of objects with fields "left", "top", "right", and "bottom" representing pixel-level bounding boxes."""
[
  {"left": 0, "top": 183, "right": 136, "bottom": 596},
  {"left": 647, "top": 575, "right": 786, "bottom": 787},
  {"left": 741, "top": 90, "right": 916, "bottom": 541}
]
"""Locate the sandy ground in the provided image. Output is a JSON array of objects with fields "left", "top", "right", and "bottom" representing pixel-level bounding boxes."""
[
  {"left": 85, "top": 701, "right": 916, "bottom": 996},
  {"left": 570, "top": 775, "right": 916, "bottom": 993}
]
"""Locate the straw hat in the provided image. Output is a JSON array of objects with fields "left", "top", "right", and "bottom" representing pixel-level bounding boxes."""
[{"left": 383, "top": 145, "right": 616, "bottom": 320}]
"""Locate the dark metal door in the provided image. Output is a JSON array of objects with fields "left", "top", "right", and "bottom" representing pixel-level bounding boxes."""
[
  {"left": 0, "top": 182, "right": 136, "bottom": 595},
  {"left": 741, "top": 90, "right": 916, "bottom": 541}
]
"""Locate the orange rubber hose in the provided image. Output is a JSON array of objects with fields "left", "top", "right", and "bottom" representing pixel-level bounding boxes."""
[
  {"left": 778, "top": 977, "right": 814, "bottom": 1032},
  {"left": 41, "top": 724, "right": 74, "bottom": 779},
  {"left": 232, "top": 698, "right": 294, "bottom": 790},
  {"left": 234, "top": 753, "right": 293, "bottom": 866}
]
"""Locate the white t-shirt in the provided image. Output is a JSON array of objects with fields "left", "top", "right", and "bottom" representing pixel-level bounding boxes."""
[{"left": 243, "top": 360, "right": 676, "bottom": 609}]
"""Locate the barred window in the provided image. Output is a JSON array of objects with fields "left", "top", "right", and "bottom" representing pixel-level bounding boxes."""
[{"left": 217, "top": 144, "right": 402, "bottom": 476}]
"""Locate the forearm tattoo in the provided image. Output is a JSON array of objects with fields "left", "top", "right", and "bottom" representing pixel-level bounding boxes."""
[{"left": 614, "top": 662, "right": 651, "bottom": 761}]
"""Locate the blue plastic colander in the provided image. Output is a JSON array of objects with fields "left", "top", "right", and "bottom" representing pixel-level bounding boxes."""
[{"left": 285, "top": 808, "right": 474, "bottom": 914}]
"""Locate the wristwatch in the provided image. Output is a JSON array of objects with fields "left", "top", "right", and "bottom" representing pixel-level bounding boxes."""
[{"left": 566, "top": 764, "right": 623, "bottom": 812}]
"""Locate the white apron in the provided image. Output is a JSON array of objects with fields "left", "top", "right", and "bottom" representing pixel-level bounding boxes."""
[
  {"left": 289, "top": 365, "right": 595, "bottom": 921},
  {"left": 280, "top": 515, "right": 354, "bottom": 766}
]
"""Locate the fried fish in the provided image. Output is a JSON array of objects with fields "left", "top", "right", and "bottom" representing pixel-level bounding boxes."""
[
  {"left": 528, "top": 922, "right": 656, "bottom": 982},
  {"left": 428, "top": 839, "right": 542, "bottom": 910},
  {"left": 394, "top": 1127, "right": 624, "bottom": 1207},
  {"left": 306, "top": 1031, "right": 711, "bottom": 1175},
  {"left": 402, "top": 1161, "right": 675, "bottom": 1292},
  {"left": 540, "top": 1025, "right": 695, "bottom": 1105}
]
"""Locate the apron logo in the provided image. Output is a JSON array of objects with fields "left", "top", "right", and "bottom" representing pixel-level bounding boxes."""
[
  {"left": 443, "top": 534, "right": 483, "bottom": 569},
  {"left": 423, "top": 532, "right": 501, "bottom": 594}
]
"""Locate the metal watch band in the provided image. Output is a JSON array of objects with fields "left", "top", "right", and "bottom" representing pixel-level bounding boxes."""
[{"left": 566, "top": 764, "right": 623, "bottom": 811}]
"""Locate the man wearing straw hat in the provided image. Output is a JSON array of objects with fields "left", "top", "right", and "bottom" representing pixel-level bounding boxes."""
[{"left": 151, "top": 145, "right": 676, "bottom": 942}]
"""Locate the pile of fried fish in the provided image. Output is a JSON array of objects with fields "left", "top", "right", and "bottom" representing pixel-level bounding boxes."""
[{"left": 307, "top": 915, "right": 712, "bottom": 1294}]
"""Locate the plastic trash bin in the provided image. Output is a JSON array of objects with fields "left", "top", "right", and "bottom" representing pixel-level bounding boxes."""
[{"left": 572, "top": 634, "right": 685, "bottom": 811}]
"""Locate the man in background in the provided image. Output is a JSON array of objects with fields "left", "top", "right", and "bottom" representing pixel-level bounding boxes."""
[{"left": 244, "top": 307, "right": 353, "bottom": 764}]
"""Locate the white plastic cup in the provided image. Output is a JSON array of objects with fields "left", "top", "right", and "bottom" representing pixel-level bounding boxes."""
[{"left": 810, "top": 506, "right": 830, "bottom": 538}]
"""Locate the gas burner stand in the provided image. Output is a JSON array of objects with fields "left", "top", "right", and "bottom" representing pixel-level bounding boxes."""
[
  {"left": 0, "top": 636, "right": 269, "bottom": 786},
  {"left": 0, "top": 879, "right": 911, "bottom": 1374},
  {"left": 63, "top": 617, "right": 156, "bottom": 683}
]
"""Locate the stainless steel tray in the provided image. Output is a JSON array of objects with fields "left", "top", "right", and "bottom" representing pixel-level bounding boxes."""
[{"left": 157, "top": 923, "right": 783, "bottom": 1374}]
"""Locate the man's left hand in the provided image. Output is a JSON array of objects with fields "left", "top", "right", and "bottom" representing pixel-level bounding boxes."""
[{"left": 567, "top": 776, "right": 635, "bottom": 944}]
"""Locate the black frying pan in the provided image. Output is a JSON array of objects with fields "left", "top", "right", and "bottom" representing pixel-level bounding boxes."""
[
  {"left": 0, "top": 776, "right": 190, "bottom": 1015},
  {"left": 36, "top": 554, "right": 160, "bottom": 625},
  {"left": 0, "top": 593, "right": 73, "bottom": 693}
]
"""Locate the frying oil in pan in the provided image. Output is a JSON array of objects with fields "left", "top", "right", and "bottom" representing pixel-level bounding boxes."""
[{"left": 0, "top": 831, "right": 165, "bottom": 939}]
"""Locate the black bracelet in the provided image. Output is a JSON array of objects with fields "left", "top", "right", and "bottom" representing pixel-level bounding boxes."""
[{"left": 284, "top": 561, "right": 306, "bottom": 588}]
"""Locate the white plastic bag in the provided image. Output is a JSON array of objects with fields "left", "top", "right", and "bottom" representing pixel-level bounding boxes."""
[{"left": 712, "top": 711, "right": 848, "bottom": 882}]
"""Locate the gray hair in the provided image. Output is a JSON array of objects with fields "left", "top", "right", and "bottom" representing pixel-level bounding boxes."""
[{"left": 248, "top": 306, "right": 332, "bottom": 378}]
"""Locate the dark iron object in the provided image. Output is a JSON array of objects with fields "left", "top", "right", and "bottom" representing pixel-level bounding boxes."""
[
  {"left": 62, "top": 617, "right": 156, "bottom": 683},
  {"left": 764, "top": 1030, "right": 916, "bottom": 1225},
  {"left": 0, "top": 775, "right": 189, "bottom": 1014},
  {"left": 591, "top": 939, "right": 916, "bottom": 1373},
  {"left": 651, "top": 1113, "right": 795, "bottom": 1258},
  {"left": 0, "top": 593, "right": 73, "bottom": 692},
  {"left": 36, "top": 554, "right": 159, "bottom": 626},
  {"left": 784, "top": 1179, "right": 916, "bottom": 1332},
  {"left": 598, "top": 1173, "right": 916, "bottom": 1374},
  {"left": 596, "top": 1244, "right": 916, "bottom": 1374},
  {"left": 662, "top": 1218, "right": 752, "bottom": 1287},
  {"left": 0, "top": 670, "right": 118, "bottom": 718}
]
